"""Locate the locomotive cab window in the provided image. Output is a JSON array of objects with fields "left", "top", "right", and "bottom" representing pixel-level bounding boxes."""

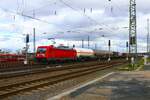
[{"left": 37, "top": 48, "right": 47, "bottom": 53}]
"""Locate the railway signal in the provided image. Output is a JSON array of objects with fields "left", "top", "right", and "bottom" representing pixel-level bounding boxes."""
[
  {"left": 26, "top": 34, "right": 29, "bottom": 43},
  {"left": 126, "top": 41, "right": 129, "bottom": 60},
  {"left": 73, "top": 44, "right": 75, "bottom": 48},
  {"left": 25, "top": 34, "right": 29, "bottom": 65}
]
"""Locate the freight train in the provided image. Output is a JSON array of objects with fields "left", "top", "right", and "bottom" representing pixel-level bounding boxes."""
[
  {"left": 36, "top": 45, "right": 124, "bottom": 63},
  {"left": 0, "top": 54, "right": 25, "bottom": 63}
]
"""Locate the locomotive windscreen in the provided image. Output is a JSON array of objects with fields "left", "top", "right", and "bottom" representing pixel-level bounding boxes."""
[{"left": 37, "top": 48, "right": 46, "bottom": 53}]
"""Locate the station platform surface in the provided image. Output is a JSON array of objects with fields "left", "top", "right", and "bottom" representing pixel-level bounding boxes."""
[
  {"left": 143, "top": 63, "right": 150, "bottom": 70},
  {"left": 50, "top": 71, "right": 150, "bottom": 100}
]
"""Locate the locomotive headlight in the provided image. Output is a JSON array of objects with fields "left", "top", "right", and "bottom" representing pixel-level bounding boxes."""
[
  {"left": 42, "top": 54, "right": 45, "bottom": 56},
  {"left": 37, "top": 54, "right": 45, "bottom": 57}
]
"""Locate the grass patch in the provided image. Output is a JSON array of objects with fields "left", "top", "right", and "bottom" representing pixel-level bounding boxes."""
[
  {"left": 147, "top": 57, "right": 150, "bottom": 63},
  {"left": 118, "top": 58, "right": 144, "bottom": 71}
]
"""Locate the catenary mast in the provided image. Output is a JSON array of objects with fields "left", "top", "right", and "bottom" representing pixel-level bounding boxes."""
[{"left": 129, "top": 0, "right": 137, "bottom": 63}]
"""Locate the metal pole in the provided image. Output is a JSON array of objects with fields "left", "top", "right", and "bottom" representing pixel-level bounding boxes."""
[
  {"left": 126, "top": 41, "right": 129, "bottom": 60},
  {"left": 67, "top": 42, "right": 69, "bottom": 47},
  {"left": 108, "top": 40, "right": 111, "bottom": 61},
  {"left": 88, "top": 36, "right": 90, "bottom": 49},
  {"left": 147, "top": 19, "right": 150, "bottom": 55},
  {"left": 33, "top": 28, "right": 36, "bottom": 54},
  {"left": 82, "top": 39, "right": 84, "bottom": 48},
  {"left": 25, "top": 42, "right": 28, "bottom": 64},
  {"left": 95, "top": 43, "right": 97, "bottom": 50}
]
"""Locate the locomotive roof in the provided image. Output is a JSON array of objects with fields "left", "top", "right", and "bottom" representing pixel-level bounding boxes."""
[{"left": 56, "top": 45, "right": 74, "bottom": 50}]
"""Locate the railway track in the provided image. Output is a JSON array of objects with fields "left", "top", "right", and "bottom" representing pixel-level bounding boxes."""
[
  {"left": 0, "top": 63, "right": 44, "bottom": 73},
  {"left": 0, "top": 57, "right": 127, "bottom": 72},
  {"left": 0, "top": 60, "right": 116, "bottom": 79},
  {"left": 0, "top": 60, "right": 98, "bottom": 73},
  {"left": 0, "top": 60, "right": 127, "bottom": 99}
]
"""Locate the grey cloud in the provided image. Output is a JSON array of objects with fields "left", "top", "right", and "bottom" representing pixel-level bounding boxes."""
[{"left": 0, "top": 0, "right": 149, "bottom": 52}]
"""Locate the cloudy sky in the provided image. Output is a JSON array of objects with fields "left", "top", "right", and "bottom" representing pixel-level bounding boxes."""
[{"left": 0, "top": 0, "right": 149, "bottom": 53}]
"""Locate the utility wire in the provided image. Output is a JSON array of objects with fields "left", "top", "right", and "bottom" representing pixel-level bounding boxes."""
[
  {"left": 1, "top": 0, "right": 120, "bottom": 35},
  {"left": 1, "top": 6, "right": 92, "bottom": 35},
  {"left": 110, "top": 0, "right": 128, "bottom": 16},
  {"left": 1, "top": 7, "right": 92, "bottom": 36},
  {"left": 0, "top": 7, "right": 74, "bottom": 29},
  {"left": 24, "top": 0, "right": 57, "bottom": 13},
  {"left": 59, "top": 0, "right": 115, "bottom": 33}
]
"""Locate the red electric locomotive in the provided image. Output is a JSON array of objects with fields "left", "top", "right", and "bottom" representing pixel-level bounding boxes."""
[
  {"left": 36, "top": 45, "right": 122, "bottom": 63},
  {"left": 36, "top": 45, "right": 76, "bottom": 62}
]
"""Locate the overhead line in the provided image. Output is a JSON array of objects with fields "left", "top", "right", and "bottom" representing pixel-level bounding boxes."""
[
  {"left": 24, "top": 0, "right": 57, "bottom": 13},
  {"left": 59, "top": 0, "right": 115, "bottom": 33},
  {"left": 0, "top": 7, "right": 74, "bottom": 29}
]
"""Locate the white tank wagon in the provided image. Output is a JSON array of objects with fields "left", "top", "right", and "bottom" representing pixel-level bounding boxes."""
[
  {"left": 94, "top": 50, "right": 113, "bottom": 58},
  {"left": 74, "top": 48, "right": 95, "bottom": 59}
]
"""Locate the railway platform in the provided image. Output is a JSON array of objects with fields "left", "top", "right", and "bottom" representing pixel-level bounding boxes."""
[
  {"left": 50, "top": 69, "right": 150, "bottom": 100},
  {"left": 143, "top": 63, "right": 150, "bottom": 70}
]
